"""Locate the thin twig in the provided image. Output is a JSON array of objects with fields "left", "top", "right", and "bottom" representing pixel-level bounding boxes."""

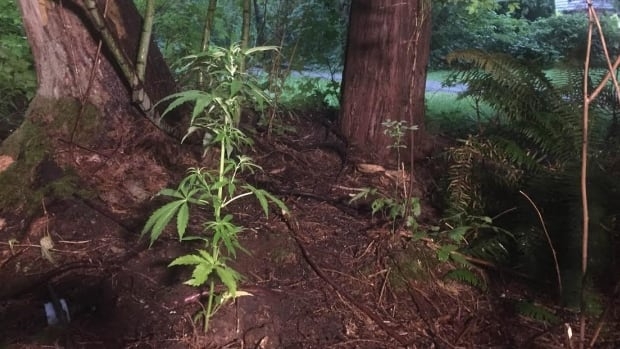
[
  {"left": 70, "top": 0, "right": 108, "bottom": 145},
  {"left": 519, "top": 190, "right": 562, "bottom": 300}
]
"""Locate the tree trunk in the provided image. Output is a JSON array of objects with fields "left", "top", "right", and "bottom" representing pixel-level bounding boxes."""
[
  {"left": 252, "top": 0, "right": 266, "bottom": 46},
  {"left": 199, "top": 0, "right": 218, "bottom": 87},
  {"left": 0, "top": 0, "right": 182, "bottom": 219},
  {"left": 201, "top": 0, "right": 218, "bottom": 52},
  {"left": 240, "top": 0, "right": 251, "bottom": 72},
  {"left": 339, "top": 0, "right": 431, "bottom": 163}
]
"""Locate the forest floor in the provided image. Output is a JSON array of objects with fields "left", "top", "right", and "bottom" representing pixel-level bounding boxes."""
[{"left": 0, "top": 112, "right": 612, "bottom": 348}]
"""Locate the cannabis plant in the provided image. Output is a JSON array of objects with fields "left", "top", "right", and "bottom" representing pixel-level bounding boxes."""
[{"left": 142, "top": 44, "right": 286, "bottom": 331}]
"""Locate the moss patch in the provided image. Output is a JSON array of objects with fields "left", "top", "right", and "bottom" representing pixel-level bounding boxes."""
[
  {"left": 389, "top": 243, "right": 440, "bottom": 289},
  {"left": 0, "top": 96, "right": 101, "bottom": 216}
]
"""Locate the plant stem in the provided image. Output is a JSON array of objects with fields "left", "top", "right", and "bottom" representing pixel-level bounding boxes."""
[
  {"left": 215, "top": 131, "right": 226, "bottom": 220},
  {"left": 222, "top": 191, "right": 254, "bottom": 208},
  {"left": 203, "top": 280, "right": 216, "bottom": 332}
]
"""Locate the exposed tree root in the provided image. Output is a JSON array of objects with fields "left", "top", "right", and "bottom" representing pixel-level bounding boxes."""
[{"left": 281, "top": 210, "right": 412, "bottom": 347}]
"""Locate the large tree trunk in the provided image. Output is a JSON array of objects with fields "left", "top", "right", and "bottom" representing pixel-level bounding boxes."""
[
  {"left": 339, "top": 0, "right": 431, "bottom": 163},
  {"left": 0, "top": 0, "right": 183, "bottom": 219}
]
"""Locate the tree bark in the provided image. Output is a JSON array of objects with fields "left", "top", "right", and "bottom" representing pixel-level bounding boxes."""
[
  {"left": 1, "top": 0, "right": 182, "bottom": 218},
  {"left": 240, "top": 0, "right": 251, "bottom": 72},
  {"left": 339, "top": 0, "right": 431, "bottom": 163},
  {"left": 201, "top": 0, "right": 218, "bottom": 52},
  {"left": 252, "top": 0, "right": 266, "bottom": 46}
]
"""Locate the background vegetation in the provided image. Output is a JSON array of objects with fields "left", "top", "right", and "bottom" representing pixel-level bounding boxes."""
[{"left": 0, "top": 1, "right": 35, "bottom": 139}]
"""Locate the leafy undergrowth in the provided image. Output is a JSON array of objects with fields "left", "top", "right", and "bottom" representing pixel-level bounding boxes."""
[{"left": 0, "top": 113, "right": 617, "bottom": 348}]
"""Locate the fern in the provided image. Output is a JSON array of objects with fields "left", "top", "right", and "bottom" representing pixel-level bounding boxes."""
[
  {"left": 515, "top": 301, "right": 560, "bottom": 325},
  {"left": 443, "top": 51, "right": 604, "bottom": 218},
  {"left": 443, "top": 50, "right": 620, "bottom": 301},
  {"left": 445, "top": 268, "right": 487, "bottom": 291}
]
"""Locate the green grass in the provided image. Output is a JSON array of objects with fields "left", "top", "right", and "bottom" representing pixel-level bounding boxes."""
[
  {"left": 426, "top": 70, "right": 453, "bottom": 82},
  {"left": 425, "top": 91, "right": 494, "bottom": 136},
  {"left": 426, "top": 92, "right": 471, "bottom": 116},
  {"left": 258, "top": 69, "right": 495, "bottom": 137},
  {"left": 425, "top": 70, "right": 482, "bottom": 136}
]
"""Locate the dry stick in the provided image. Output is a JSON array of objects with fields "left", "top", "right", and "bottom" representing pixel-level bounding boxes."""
[
  {"left": 576, "top": 1, "right": 620, "bottom": 346},
  {"left": 519, "top": 190, "right": 562, "bottom": 300},
  {"left": 404, "top": 0, "right": 431, "bottom": 221},
  {"left": 588, "top": 55, "right": 620, "bottom": 101},
  {"left": 281, "top": 211, "right": 411, "bottom": 347},
  {"left": 578, "top": 4, "right": 595, "bottom": 349},
  {"left": 581, "top": 9, "right": 620, "bottom": 343},
  {"left": 587, "top": 6, "right": 620, "bottom": 103}
]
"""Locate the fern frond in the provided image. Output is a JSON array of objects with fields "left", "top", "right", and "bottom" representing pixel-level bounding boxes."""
[
  {"left": 447, "top": 49, "right": 557, "bottom": 121},
  {"left": 514, "top": 300, "right": 560, "bottom": 325},
  {"left": 463, "top": 231, "right": 512, "bottom": 264},
  {"left": 444, "top": 268, "right": 487, "bottom": 291}
]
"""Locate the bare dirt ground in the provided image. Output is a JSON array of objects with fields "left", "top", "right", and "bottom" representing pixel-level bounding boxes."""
[{"left": 0, "top": 113, "right": 616, "bottom": 348}]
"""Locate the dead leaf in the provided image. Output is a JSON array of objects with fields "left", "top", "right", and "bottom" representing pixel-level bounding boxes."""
[
  {"left": 0, "top": 155, "right": 15, "bottom": 173},
  {"left": 356, "top": 163, "right": 385, "bottom": 174}
]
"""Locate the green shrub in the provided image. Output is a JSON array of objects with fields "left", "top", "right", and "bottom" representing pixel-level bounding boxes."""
[
  {"left": 442, "top": 50, "right": 620, "bottom": 302},
  {"left": 0, "top": 1, "right": 36, "bottom": 136},
  {"left": 275, "top": 76, "right": 340, "bottom": 110},
  {"left": 431, "top": 4, "right": 620, "bottom": 69}
]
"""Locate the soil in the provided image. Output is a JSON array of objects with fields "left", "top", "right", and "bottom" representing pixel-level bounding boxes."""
[{"left": 0, "top": 113, "right": 617, "bottom": 348}]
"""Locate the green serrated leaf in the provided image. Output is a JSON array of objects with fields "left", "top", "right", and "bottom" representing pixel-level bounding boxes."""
[
  {"left": 230, "top": 80, "right": 242, "bottom": 97},
  {"left": 169, "top": 254, "right": 206, "bottom": 267},
  {"left": 150, "top": 201, "right": 183, "bottom": 241},
  {"left": 142, "top": 200, "right": 185, "bottom": 244},
  {"left": 216, "top": 265, "right": 240, "bottom": 296},
  {"left": 197, "top": 249, "right": 216, "bottom": 264},
  {"left": 371, "top": 198, "right": 386, "bottom": 215},
  {"left": 348, "top": 187, "right": 374, "bottom": 204},
  {"left": 158, "top": 188, "right": 182, "bottom": 197},
  {"left": 192, "top": 95, "right": 213, "bottom": 121},
  {"left": 181, "top": 126, "right": 201, "bottom": 144},
  {"left": 176, "top": 202, "right": 189, "bottom": 240},
  {"left": 254, "top": 189, "right": 269, "bottom": 217},
  {"left": 158, "top": 90, "right": 203, "bottom": 119},
  {"left": 244, "top": 45, "right": 278, "bottom": 55},
  {"left": 186, "top": 263, "right": 213, "bottom": 286},
  {"left": 437, "top": 244, "right": 458, "bottom": 262}
]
